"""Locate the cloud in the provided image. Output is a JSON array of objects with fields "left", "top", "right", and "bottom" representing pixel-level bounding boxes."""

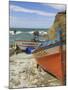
[
  {"left": 9, "top": 15, "right": 55, "bottom": 28},
  {"left": 10, "top": 4, "right": 56, "bottom": 16},
  {"left": 47, "top": 4, "right": 66, "bottom": 11}
]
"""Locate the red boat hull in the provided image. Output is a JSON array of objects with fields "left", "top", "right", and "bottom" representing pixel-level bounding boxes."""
[{"left": 35, "top": 46, "right": 66, "bottom": 84}]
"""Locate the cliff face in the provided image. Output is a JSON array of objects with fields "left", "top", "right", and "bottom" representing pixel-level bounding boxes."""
[{"left": 48, "top": 11, "right": 66, "bottom": 40}]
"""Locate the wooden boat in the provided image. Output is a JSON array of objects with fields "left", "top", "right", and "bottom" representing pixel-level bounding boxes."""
[
  {"left": 33, "top": 41, "right": 66, "bottom": 85},
  {"left": 15, "top": 40, "right": 41, "bottom": 50}
]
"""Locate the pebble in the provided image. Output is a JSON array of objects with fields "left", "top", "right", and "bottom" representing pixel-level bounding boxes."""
[{"left": 9, "top": 53, "right": 61, "bottom": 88}]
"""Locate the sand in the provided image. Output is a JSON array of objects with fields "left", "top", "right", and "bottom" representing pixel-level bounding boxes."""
[{"left": 9, "top": 53, "right": 61, "bottom": 88}]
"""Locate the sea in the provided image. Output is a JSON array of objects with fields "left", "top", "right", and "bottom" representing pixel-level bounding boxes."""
[{"left": 9, "top": 28, "right": 49, "bottom": 45}]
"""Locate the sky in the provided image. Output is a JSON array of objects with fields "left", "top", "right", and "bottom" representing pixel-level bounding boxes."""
[{"left": 9, "top": 1, "right": 66, "bottom": 28}]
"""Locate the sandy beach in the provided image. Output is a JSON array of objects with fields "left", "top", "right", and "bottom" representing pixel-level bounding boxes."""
[{"left": 9, "top": 52, "right": 61, "bottom": 88}]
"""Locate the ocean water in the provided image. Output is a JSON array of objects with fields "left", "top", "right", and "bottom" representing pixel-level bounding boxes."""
[
  {"left": 9, "top": 32, "right": 33, "bottom": 45},
  {"left": 10, "top": 28, "right": 48, "bottom": 32},
  {"left": 9, "top": 28, "right": 62, "bottom": 46},
  {"left": 9, "top": 28, "right": 48, "bottom": 45}
]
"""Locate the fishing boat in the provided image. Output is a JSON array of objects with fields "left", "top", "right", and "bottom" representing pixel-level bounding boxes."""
[
  {"left": 33, "top": 41, "right": 66, "bottom": 84},
  {"left": 15, "top": 40, "right": 41, "bottom": 50},
  {"left": 15, "top": 31, "right": 48, "bottom": 51},
  {"left": 33, "top": 11, "right": 66, "bottom": 84},
  {"left": 33, "top": 30, "right": 66, "bottom": 85}
]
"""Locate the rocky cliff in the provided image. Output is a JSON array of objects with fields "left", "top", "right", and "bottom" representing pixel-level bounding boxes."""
[{"left": 48, "top": 11, "right": 66, "bottom": 40}]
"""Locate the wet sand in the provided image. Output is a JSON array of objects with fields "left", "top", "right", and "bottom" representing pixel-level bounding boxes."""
[{"left": 9, "top": 53, "right": 61, "bottom": 88}]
